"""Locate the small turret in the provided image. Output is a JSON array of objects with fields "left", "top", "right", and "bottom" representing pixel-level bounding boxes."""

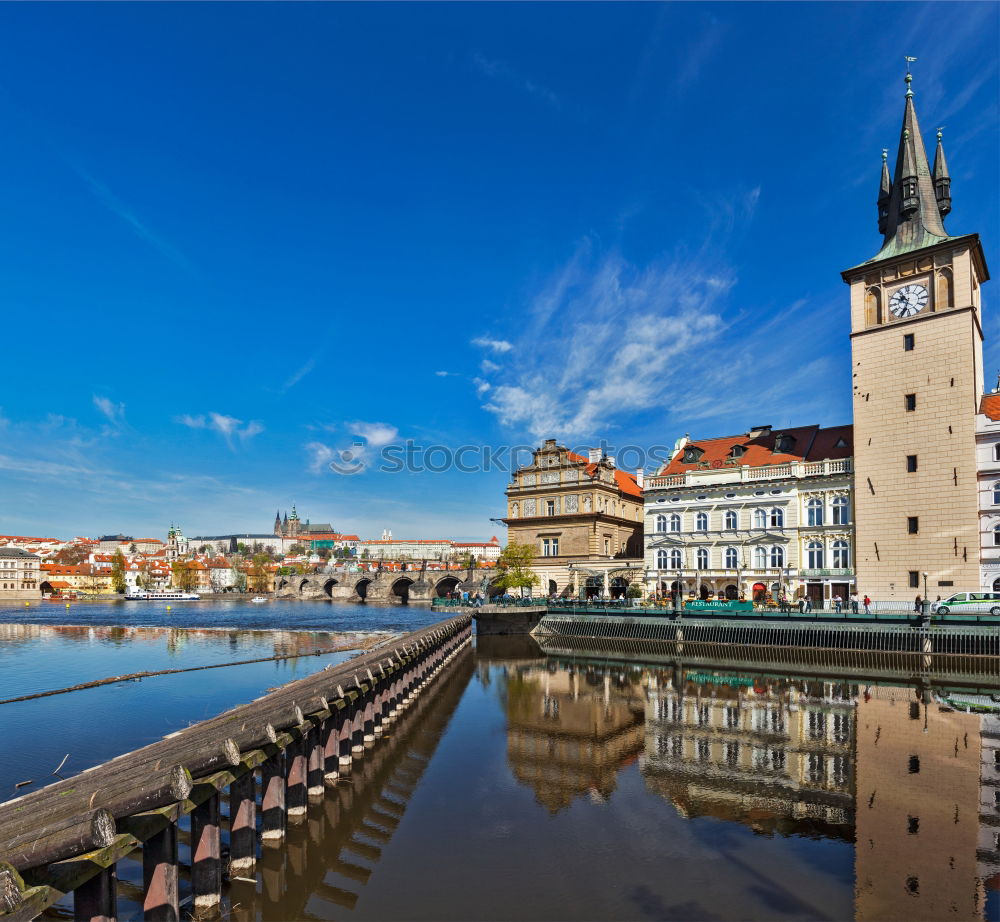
[
  {"left": 932, "top": 128, "right": 951, "bottom": 217},
  {"left": 877, "top": 149, "right": 891, "bottom": 235}
]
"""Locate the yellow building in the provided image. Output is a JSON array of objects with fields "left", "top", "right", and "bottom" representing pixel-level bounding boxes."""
[{"left": 842, "top": 74, "right": 989, "bottom": 600}]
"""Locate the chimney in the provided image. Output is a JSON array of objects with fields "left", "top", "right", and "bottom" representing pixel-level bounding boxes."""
[
  {"left": 588, "top": 449, "right": 601, "bottom": 463},
  {"left": 636, "top": 468, "right": 644, "bottom": 489},
  {"left": 605, "top": 456, "right": 616, "bottom": 468},
  {"left": 748, "top": 425, "right": 772, "bottom": 439}
]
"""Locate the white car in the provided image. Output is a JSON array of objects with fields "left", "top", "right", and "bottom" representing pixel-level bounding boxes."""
[{"left": 931, "top": 591, "right": 1000, "bottom": 616}]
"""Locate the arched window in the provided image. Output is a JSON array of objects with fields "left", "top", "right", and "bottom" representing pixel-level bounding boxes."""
[
  {"left": 669, "top": 513, "right": 681, "bottom": 533},
  {"left": 807, "top": 541, "right": 824, "bottom": 568},
  {"left": 724, "top": 510, "right": 738, "bottom": 530},
  {"left": 770, "top": 508, "right": 784, "bottom": 528},
  {"left": 937, "top": 267, "right": 953, "bottom": 309},
  {"left": 753, "top": 508, "right": 767, "bottom": 529},
  {"left": 865, "top": 287, "right": 882, "bottom": 326},
  {"left": 696, "top": 548, "right": 709, "bottom": 569},
  {"left": 832, "top": 495, "right": 850, "bottom": 524},
  {"left": 832, "top": 540, "right": 849, "bottom": 568},
  {"left": 695, "top": 512, "right": 709, "bottom": 531},
  {"left": 806, "top": 498, "right": 824, "bottom": 526},
  {"left": 754, "top": 546, "right": 767, "bottom": 568},
  {"left": 993, "top": 577, "right": 1000, "bottom": 592},
  {"left": 770, "top": 546, "right": 784, "bottom": 568},
  {"left": 655, "top": 514, "right": 667, "bottom": 533},
  {"left": 725, "top": 547, "right": 739, "bottom": 569},
  {"left": 669, "top": 549, "right": 683, "bottom": 569},
  {"left": 656, "top": 549, "right": 668, "bottom": 569}
]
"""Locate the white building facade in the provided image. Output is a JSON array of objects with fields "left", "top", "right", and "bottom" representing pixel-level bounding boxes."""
[
  {"left": 975, "top": 393, "right": 1000, "bottom": 591},
  {"left": 0, "top": 548, "right": 42, "bottom": 601},
  {"left": 643, "top": 426, "right": 855, "bottom": 607}
]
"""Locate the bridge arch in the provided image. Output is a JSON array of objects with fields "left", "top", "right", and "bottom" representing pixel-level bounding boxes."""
[
  {"left": 298, "top": 578, "right": 313, "bottom": 594},
  {"left": 354, "top": 577, "right": 371, "bottom": 601},
  {"left": 434, "top": 575, "right": 461, "bottom": 598},
  {"left": 323, "top": 577, "right": 338, "bottom": 598},
  {"left": 391, "top": 576, "right": 414, "bottom": 604}
]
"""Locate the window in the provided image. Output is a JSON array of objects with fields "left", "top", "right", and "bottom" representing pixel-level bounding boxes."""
[
  {"left": 905, "top": 393, "right": 917, "bottom": 411},
  {"left": 907, "top": 516, "right": 919, "bottom": 534},
  {"left": 725, "top": 706, "right": 740, "bottom": 729},
  {"left": 695, "top": 512, "right": 708, "bottom": 531},
  {"left": 755, "top": 547, "right": 767, "bottom": 568},
  {"left": 994, "top": 525, "right": 1000, "bottom": 547},
  {"left": 770, "top": 508, "right": 784, "bottom": 528},
  {"left": 906, "top": 455, "right": 918, "bottom": 473},
  {"left": 546, "top": 500, "right": 556, "bottom": 516},
  {"left": 724, "top": 510, "right": 738, "bottom": 529},
  {"left": 604, "top": 538, "right": 610, "bottom": 555},
  {"left": 994, "top": 444, "right": 1000, "bottom": 462},
  {"left": 656, "top": 550, "right": 668, "bottom": 569},
  {"left": 909, "top": 701, "right": 921, "bottom": 720},
  {"left": 753, "top": 508, "right": 767, "bottom": 529},
  {"left": 807, "top": 541, "right": 824, "bottom": 568},
  {"left": 832, "top": 540, "right": 850, "bottom": 568},
  {"left": 908, "top": 755, "right": 920, "bottom": 774},
  {"left": 806, "top": 497, "right": 824, "bottom": 526},
  {"left": 655, "top": 514, "right": 667, "bottom": 533},
  {"left": 770, "top": 546, "right": 784, "bottom": 568},
  {"left": 831, "top": 495, "right": 850, "bottom": 524},
  {"left": 908, "top": 816, "right": 919, "bottom": 834},
  {"left": 669, "top": 513, "right": 681, "bottom": 533},
  {"left": 909, "top": 571, "right": 920, "bottom": 588},
  {"left": 904, "top": 333, "right": 915, "bottom": 351},
  {"left": 669, "top": 549, "right": 682, "bottom": 569},
  {"left": 807, "top": 710, "right": 826, "bottom": 740},
  {"left": 697, "top": 704, "right": 710, "bottom": 727},
  {"left": 696, "top": 548, "right": 709, "bottom": 569},
  {"left": 993, "top": 483, "right": 1000, "bottom": 505},
  {"left": 697, "top": 739, "right": 711, "bottom": 762},
  {"left": 725, "top": 547, "right": 739, "bottom": 569},
  {"left": 833, "top": 712, "right": 851, "bottom": 743},
  {"left": 724, "top": 742, "right": 740, "bottom": 765}
]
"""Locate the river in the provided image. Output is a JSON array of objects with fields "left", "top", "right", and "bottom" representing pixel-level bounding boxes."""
[{"left": 0, "top": 601, "right": 996, "bottom": 921}]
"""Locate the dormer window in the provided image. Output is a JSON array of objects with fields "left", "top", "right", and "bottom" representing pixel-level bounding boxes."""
[
  {"left": 835, "top": 438, "right": 849, "bottom": 450},
  {"left": 682, "top": 446, "right": 704, "bottom": 464},
  {"left": 773, "top": 434, "right": 796, "bottom": 454},
  {"left": 730, "top": 445, "right": 746, "bottom": 459}
]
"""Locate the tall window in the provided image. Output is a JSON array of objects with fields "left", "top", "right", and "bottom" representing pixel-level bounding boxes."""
[
  {"left": 832, "top": 540, "right": 849, "bottom": 568},
  {"left": 696, "top": 548, "right": 709, "bottom": 569},
  {"left": 753, "top": 508, "right": 767, "bottom": 529},
  {"left": 754, "top": 546, "right": 767, "bottom": 569},
  {"left": 725, "top": 547, "right": 739, "bottom": 569},
  {"left": 724, "top": 510, "right": 738, "bottom": 530},
  {"left": 994, "top": 445, "right": 1000, "bottom": 462},
  {"left": 695, "top": 512, "right": 709, "bottom": 531},
  {"left": 832, "top": 495, "right": 850, "bottom": 524},
  {"left": 546, "top": 500, "right": 556, "bottom": 516},
  {"left": 806, "top": 497, "right": 824, "bottom": 526},
  {"left": 770, "top": 546, "right": 784, "bottom": 568},
  {"left": 655, "top": 514, "right": 667, "bottom": 533},
  {"left": 669, "top": 549, "right": 682, "bottom": 569},
  {"left": 656, "top": 549, "right": 668, "bottom": 569},
  {"left": 993, "top": 525, "right": 1000, "bottom": 547},
  {"left": 993, "top": 483, "right": 1000, "bottom": 506},
  {"left": 541, "top": 538, "right": 559, "bottom": 557},
  {"left": 807, "top": 541, "right": 824, "bottom": 568},
  {"left": 669, "top": 513, "right": 681, "bottom": 533},
  {"left": 770, "top": 508, "right": 784, "bottom": 528}
]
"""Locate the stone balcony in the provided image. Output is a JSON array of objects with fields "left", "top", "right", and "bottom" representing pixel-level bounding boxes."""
[{"left": 646, "top": 459, "right": 853, "bottom": 490}]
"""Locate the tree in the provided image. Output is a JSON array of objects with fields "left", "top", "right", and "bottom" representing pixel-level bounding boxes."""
[
  {"left": 492, "top": 542, "right": 539, "bottom": 597},
  {"left": 316, "top": 547, "right": 331, "bottom": 560},
  {"left": 237, "top": 542, "right": 249, "bottom": 555},
  {"left": 137, "top": 562, "right": 157, "bottom": 591},
  {"left": 289, "top": 544, "right": 306, "bottom": 556},
  {"left": 110, "top": 550, "right": 127, "bottom": 594},
  {"left": 172, "top": 560, "right": 197, "bottom": 591},
  {"left": 128, "top": 542, "right": 137, "bottom": 554},
  {"left": 248, "top": 554, "right": 271, "bottom": 593}
]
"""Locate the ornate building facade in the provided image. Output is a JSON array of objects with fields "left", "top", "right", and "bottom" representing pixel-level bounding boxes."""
[
  {"left": 643, "top": 425, "right": 854, "bottom": 605},
  {"left": 843, "top": 72, "right": 989, "bottom": 600},
  {"left": 504, "top": 439, "right": 644, "bottom": 597}
]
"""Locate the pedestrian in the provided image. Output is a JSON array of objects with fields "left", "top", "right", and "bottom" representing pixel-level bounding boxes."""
[
  {"left": 805, "top": 595, "right": 813, "bottom": 613},
  {"left": 914, "top": 594, "right": 922, "bottom": 613},
  {"left": 850, "top": 592, "right": 859, "bottom": 614},
  {"left": 798, "top": 596, "right": 806, "bottom": 614},
  {"left": 863, "top": 594, "right": 871, "bottom": 615},
  {"left": 834, "top": 594, "right": 842, "bottom": 614}
]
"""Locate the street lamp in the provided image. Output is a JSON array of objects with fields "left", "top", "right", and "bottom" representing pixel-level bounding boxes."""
[{"left": 922, "top": 571, "right": 929, "bottom": 616}]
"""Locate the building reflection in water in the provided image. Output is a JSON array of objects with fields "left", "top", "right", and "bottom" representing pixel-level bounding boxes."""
[{"left": 501, "top": 654, "right": 999, "bottom": 921}]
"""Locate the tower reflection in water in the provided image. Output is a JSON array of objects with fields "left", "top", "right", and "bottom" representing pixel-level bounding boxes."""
[{"left": 502, "top": 653, "right": 999, "bottom": 921}]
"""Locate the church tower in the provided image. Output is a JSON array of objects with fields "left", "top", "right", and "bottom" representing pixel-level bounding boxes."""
[
  {"left": 842, "top": 71, "right": 989, "bottom": 601},
  {"left": 273, "top": 510, "right": 282, "bottom": 537}
]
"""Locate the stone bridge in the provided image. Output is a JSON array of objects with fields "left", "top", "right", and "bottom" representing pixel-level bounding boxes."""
[{"left": 275, "top": 564, "right": 493, "bottom": 605}]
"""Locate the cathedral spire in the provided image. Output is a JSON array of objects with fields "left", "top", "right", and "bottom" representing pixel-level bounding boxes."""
[
  {"left": 874, "top": 71, "right": 950, "bottom": 260},
  {"left": 877, "top": 149, "right": 891, "bottom": 235},
  {"left": 932, "top": 127, "right": 951, "bottom": 217}
]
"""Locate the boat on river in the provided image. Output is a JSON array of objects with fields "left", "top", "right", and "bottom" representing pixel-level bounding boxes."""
[
  {"left": 124, "top": 590, "right": 201, "bottom": 601},
  {"left": 251, "top": 596, "right": 268, "bottom": 604}
]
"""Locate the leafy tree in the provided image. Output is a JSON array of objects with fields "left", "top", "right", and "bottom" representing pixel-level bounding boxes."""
[
  {"left": 171, "top": 560, "right": 197, "bottom": 591},
  {"left": 626, "top": 584, "right": 643, "bottom": 599},
  {"left": 237, "top": 542, "right": 249, "bottom": 555},
  {"left": 316, "top": 547, "right": 332, "bottom": 560},
  {"left": 110, "top": 550, "right": 127, "bottom": 594},
  {"left": 137, "top": 562, "right": 157, "bottom": 591},
  {"left": 289, "top": 544, "right": 306, "bottom": 556},
  {"left": 248, "top": 554, "right": 271, "bottom": 592},
  {"left": 233, "top": 568, "right": 247, "bottom": 592},
  {"left": 197, "top": 544, "right": 210, "bottom": 555},
  {"left": 128, "top": 543, "right": 137, "bottom": 554},
  {"left": 492, "top": 542, "right": 539, "bottom": 597}
]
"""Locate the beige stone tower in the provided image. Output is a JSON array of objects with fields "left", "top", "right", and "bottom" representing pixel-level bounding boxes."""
[{"left": 842, "top": 72, "right": 989, "bottom": 601}]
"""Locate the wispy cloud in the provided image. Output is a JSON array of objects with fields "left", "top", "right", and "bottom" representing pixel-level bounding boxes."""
[
  {"left": 282, "top": 356, "right": 318, "bottom": 392},
  {"left": 93, "top": 395, "right": 125, "bottom": 426},
  {"left": 76, "top": 168, "right": 196, "bottom": 275},
  {"left": 176, "top": 412, "right": 264, "bottom": 448},
  {"left": 348, "top": 421, "right": 399, "bottom": 448},
  {"left": 305, "top": 441, "right": 336, "bottom": 474},
  {"left": 471, "top": 336, "right": 513, "bottom": 354},
  {"left": 472, "top": 53, "right": 560, "bottom": 109},
  {"left": 673, "top": 16, "right": 725, "bottom": 90},
  {"left": 434, "top": 370, "right": 456, "bottom": 378}
]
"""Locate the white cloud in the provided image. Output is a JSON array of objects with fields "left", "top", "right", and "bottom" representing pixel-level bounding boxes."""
[
  {"left": 348, "top": 421, "right": 399, "bottom": 448},
  {"left": 175, "top": 412, "right": 264, "bottom": 448},
  {"left": 480, "top": 359, "right": 501, "bottom": 374},
  {"left": 305, "top": 442, "right": 336, "bottom": 474},
  {"left": 434, "top": 370, "right": 454, "bottom": 377},
  {"left": 471, "top": 336, "right": 513, "bottom": 354},
  {"left": 93, "top": 395, "right": 125, "bottom": 426},
  {"left": 472, "top": 53, "right": 560, "bottom": 109}
]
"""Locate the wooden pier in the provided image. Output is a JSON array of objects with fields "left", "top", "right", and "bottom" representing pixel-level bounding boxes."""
[{"left": 0, "top": 614, "right": 472, "bottom": 921}]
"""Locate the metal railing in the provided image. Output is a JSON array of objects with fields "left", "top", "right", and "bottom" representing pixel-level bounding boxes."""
[{"left": 647, "top": 458, "right": 853, "bottom": 490}]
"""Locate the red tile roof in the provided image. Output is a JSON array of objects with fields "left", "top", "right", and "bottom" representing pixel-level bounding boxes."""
[
  {"left": 566, "top": 452, "right": 642, "bottom": 497},
  {"left": 980, "top": 394, "right": 1000, "bottom": 421},
  {"left": 658, "top": 425, "right": 853, "bottom": 476}
]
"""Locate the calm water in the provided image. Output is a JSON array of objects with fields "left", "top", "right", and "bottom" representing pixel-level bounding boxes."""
[{"left": 2, "top": 610, "right": 997, "bottom": 921}]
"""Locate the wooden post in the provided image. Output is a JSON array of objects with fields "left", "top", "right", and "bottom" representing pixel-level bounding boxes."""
[
  {"left": 338, "top": 703, "right": 354, "bottom": 771},
  {"left": 142, "top": 823, "right": 179, "bottom": 922},
  {"left": 190, "top": 793, "right": 221, "bottom": 918},
  {"left": 307, "top": 727, "right": 325, "bottom": 797},
  {"left": 261, "top": 751, "right": 286, "bottom": 840},
  {"left": 362, "top": 698, "right": 376, "bottom": 745},
  {"left": 322, "top": 716, "right": 340, "bottom": 783},
  {"left": 228, "top": 771, "right": 256, "bottom": 877},
  {"left": 74, "top": 865, "right": 117, "bottom": 922},
  {"left": 286, "top": 736, "right": 307, "bottom": 817}
]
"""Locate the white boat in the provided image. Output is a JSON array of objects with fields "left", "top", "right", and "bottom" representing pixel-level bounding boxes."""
[
  {"left": 251, "top": 596, "right": 268, "bottom": 604},
  {"left": 124, "top": 590, "right": 201, "bottom": 602}
]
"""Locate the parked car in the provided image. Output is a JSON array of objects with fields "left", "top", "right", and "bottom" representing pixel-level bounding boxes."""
[{"left": 931, "top": 592, "right": 1000, "bottom": 615}]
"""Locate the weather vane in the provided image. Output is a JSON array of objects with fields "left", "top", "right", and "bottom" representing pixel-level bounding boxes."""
[{"left": 905, "top": 55, "right": 918, "bottom": 75}]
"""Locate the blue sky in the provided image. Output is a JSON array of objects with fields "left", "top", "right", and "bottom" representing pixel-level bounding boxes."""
[{"left": 1, "top": 2, "right": 997, "bottom": 541}]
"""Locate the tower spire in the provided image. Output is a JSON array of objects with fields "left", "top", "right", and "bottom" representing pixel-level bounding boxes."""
[
  {"left": 932, "top": 127, "right": 951, "bottom": 217},
  {"left": 874, "top": 69, "right": 950, "bottom": 260},
  {"left": 877, "top": 148, "right": 891, "bottom": 235}
]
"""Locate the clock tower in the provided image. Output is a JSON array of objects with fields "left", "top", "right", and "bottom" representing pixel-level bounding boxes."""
[{"left": 842, "top": 72, "right": 989, "bottom": 601}]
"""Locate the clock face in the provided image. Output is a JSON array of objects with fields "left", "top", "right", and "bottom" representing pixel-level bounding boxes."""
[{"left": 888, "top": 283, "right": 929, "bottom": 318}]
